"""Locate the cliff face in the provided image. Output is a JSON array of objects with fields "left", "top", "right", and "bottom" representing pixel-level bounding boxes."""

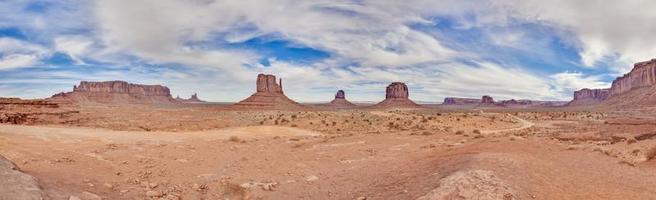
[
  {"left": 573, "top": 88, "right": 610, "bottom": 101},
  {"left": 50, "top": 81, "right": 176, "bottom": 104},
  {"left": 609, "top": 59, "right": 656, "bottom": 96},
  {"left": 566, "top": 88, "right": 610, "bottom": 106}
]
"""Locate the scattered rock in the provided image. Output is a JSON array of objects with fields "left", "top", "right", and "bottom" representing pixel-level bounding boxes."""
[{"left": 145, "top": 190, "right": 163, "bottom": 197}]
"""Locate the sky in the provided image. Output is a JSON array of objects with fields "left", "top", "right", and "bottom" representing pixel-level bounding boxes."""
[{"left": 1, "top": 0, "right": 654, "bottom": 103}]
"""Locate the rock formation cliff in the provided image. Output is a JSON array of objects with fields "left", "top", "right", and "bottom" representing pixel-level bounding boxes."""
[
  {"left": 232, "top": 74, "right": 304, "bottom": 110},
  {"left": 326, "top": 90, "right": 356, "bottom": 108},
  {"left": 567, "top": 58, "right": 656, "bottom": 107},
  {"left": 609, "top": 59, "right": 656, "bottom": 96},
  {"left": 566, "top": 88, "right": 610, "bottom": 106},
  {"left": 50, "top": 81, "right": 176, "bottom": 104},
  {"left": 373, "top": 82, "right": 420, "bottom": 108}
]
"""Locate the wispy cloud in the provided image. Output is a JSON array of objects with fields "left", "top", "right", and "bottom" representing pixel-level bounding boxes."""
[{"left": 0, "top": 0, "right": 651, "bottom": 102}]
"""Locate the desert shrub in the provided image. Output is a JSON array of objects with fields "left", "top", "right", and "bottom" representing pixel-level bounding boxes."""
[
  {"left": 455, "top": 130, "right": 464, "bottom": 135},
  {"left": 229, "top": 136, "right": 240, "bottom": 142},
  {"left": 473, "top": 129, "right": 481, "bottom": 134},
  {"left": 421, "top": 131, "right": 434, "bottom": 136}
]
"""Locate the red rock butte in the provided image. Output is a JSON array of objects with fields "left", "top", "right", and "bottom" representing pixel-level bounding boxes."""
[
  {"left": 50, "top": 81, "right": 176, "bottom": 104},
  {"left": 232, "top": 74, "right": 304, "bottom": 110},
  {"left": 373, "top": 82, "right": 420, "bottom": 108},
  {"left": 326, "top": 90, "right": 356, "bottom": 108}
]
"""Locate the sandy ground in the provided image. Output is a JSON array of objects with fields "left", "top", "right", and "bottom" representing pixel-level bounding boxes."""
[{"left": 2, "top": 104, "right": 656, "bottom": 199}]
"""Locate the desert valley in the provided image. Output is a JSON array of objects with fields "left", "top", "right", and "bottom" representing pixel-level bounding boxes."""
[{"left": 2, "top": 58, "right": 656, "bottom": 200}]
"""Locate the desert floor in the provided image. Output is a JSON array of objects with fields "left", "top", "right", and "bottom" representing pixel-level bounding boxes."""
[{"left": 3, "top": 104, "right": 656, "bottom": 199}]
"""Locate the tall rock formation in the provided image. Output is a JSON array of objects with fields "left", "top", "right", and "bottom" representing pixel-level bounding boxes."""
[
  {"left": 232, "top": 74, "right": 304, "bottom": 110},
  {"left": 326, "top": 90, "right": 356, "bottom": 108},
  {"left": 566, "top": 88, "right": 610, "bottom": 106},
  {"left": 373, "top": 82, "right": 420, "bottom": 108},
  {"left": 49, "top": 81, "right": 176, "bottom": 104}
]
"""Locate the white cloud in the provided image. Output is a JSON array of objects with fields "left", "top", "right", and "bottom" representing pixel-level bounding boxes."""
[
  {"left": 0, "top": 54, "right": 40, "bottom": 69},
  {"left": 54, "top": 36, "right": 94, "bottom": 64},
  {"left": 0, "top": 37, "right": 50, "bottom": 69},
  {"left": 490, "top": 0, "right": 656, "bottom": 71},
  {"left": 549, "top": 71, "right": 610, "bottom": 99}
]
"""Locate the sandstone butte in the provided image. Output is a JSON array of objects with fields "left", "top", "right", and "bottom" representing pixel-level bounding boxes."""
[
  {"left": 480, "top": 95, "right": 495, "bottom": 105},
  {"left": 373, "top": 82, "right": 420, "bottom": 108},
  {"left": 231, "top": 74, "right": 305, "bottom": 110},
  {"left": 50, "top": 81, "right": 176, "bottom": 104},
  {"left": 567, "top": 58, "right": 656, "bottom": 106},
  {"left": 326, "top": 90, "right": 357, "bottom": 108},
  {"left": 175, "top": 93, "right": 205, "bottom": 103}
]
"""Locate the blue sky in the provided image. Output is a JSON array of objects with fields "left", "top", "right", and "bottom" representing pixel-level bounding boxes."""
[{"left": 1, "top": 0, "right": 654, "bottom": 102}]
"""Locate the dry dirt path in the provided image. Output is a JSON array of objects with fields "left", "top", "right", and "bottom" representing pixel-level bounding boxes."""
[{"left": 0, "top": 124, "right": 321, "bottom": 143}]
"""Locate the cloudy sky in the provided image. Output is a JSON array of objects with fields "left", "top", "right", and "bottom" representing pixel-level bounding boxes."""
[{"left": 0, "top": 0, "right": 654, "bottom": 102}]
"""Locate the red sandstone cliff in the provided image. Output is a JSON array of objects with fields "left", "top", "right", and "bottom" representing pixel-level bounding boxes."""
[
  {"left": 567, "top": 58, "right": 656, "bottom": 107},
  {"left": 232, "top": 74, "right": 304, "bottom": 110},
  {"left": 373, "top": 82, "right": 420, "bottom": 108},
  {"left": 50, "top": 81, "right": 176, "bottom": 104},
  {"left": 609, "top": 59, "right": 656, "bottom": 96}
]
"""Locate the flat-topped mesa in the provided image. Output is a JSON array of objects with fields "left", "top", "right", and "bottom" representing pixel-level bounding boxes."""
[
  {"left": 566, "top": 88, "right": 610, "bottom": 106},
  {"left": 609, "top": 59, "right": 656, "bottom": 96},
  {"left": 232, "top": 74, "right": 304, "bottom": 110},
  {"left": 327, "top": 90, "right": 356, "bottom": 108},
  {"left": 373, "top": 82, "right": 420, "bottom": 108},
  {"left": 50, "top": 80, "right": 176, "bottom": 104},
  {"left": 74, "top": 81, "right": 171, "bottom": 96},
  {"left": 574, "top": 88, "right": 610, "bottom": 101},
  {"left": 442, "top": 97, "right": 480, "bottom": 105},
  {"left": 256, "top": 74, "right": 283, "bottom": 94}
]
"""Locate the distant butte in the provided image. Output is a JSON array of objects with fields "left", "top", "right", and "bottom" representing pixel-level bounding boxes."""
[
  {"left": 326, "top": 90, "right": 356, "bottom": 108},
  {"left": 176, "top": 93, "right": 206, "bottom": 103},
  {"left": 231, "top": 74, "right": 305, "bottom": 110}
]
